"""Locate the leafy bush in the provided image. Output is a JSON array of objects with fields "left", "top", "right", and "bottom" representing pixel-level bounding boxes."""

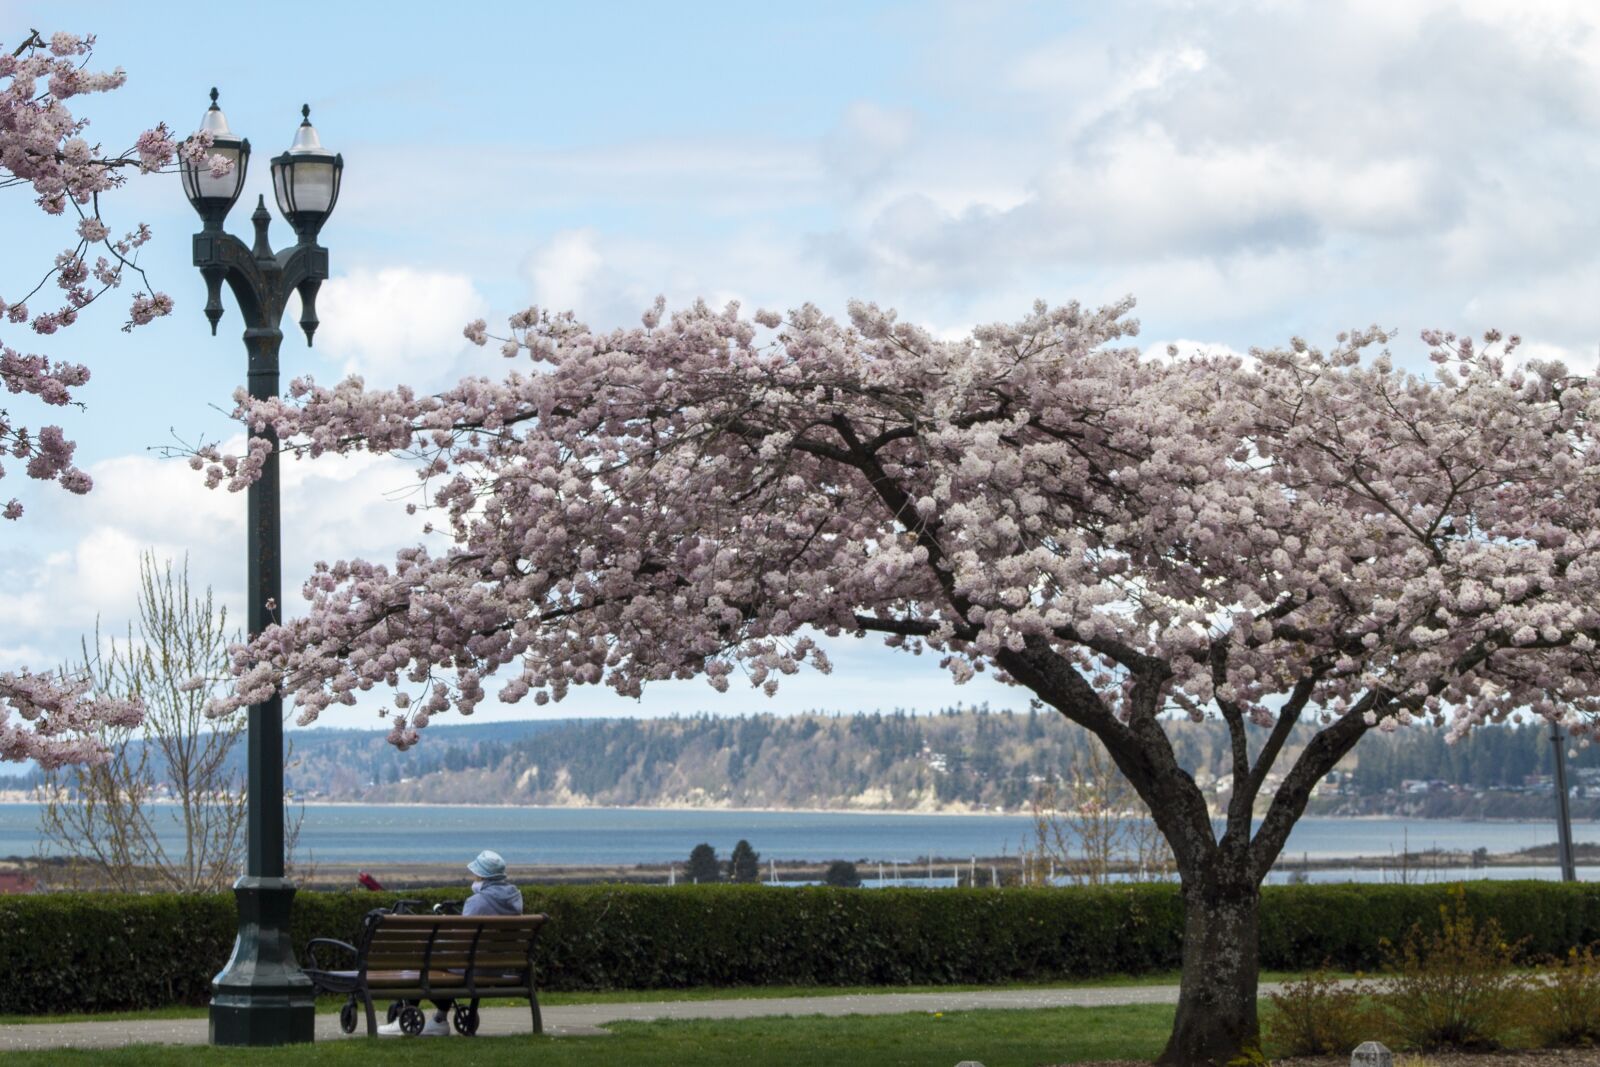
[
  {"left": 0, "top": 883, "right": 1185, "bottom": 1013},
  {"left": 2, "top": 880, "right": 1598, "bottom": 1016},
  {"left": 1526, "top": 944, "right": 1600, "bottom": 1047},
  {"left": 1376, "top": 888, "right": 1525, "bottom": 1050},
  {"left": 1257, "top": 881, "right": 1600, "bottom": 971},
  {"left": 1265, "top": 968, "right": 1375, "bottom": 1056},
  {"left": 824, "top": 861, "right": 861, "bottom": 888}
]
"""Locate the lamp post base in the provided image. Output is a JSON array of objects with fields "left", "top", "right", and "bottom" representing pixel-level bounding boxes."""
[{"left": 209, "top": 876, "right": 315, "bottom": 1046}]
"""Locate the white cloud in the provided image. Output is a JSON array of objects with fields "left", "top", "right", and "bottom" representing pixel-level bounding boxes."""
[
  {"left": 0, "top": 444, "right": 426, "bottom": 679},
  {"left": 0, "top": 452, "right": 243, "bottom": 644},
  {"left": 525, "top": 229, "right": 606, "bottom": 320},
  {"left": 310, "top": 268, "right": 489, "bottom": 388},
  {"left": 1009, "top": 37, "right": 1209, "bottom": 133},
  {"left": 795, "top": 1, "right": 1598, "bottom": 360}
]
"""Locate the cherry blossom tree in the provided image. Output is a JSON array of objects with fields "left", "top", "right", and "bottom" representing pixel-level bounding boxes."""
[
  {"left": 1, "top": 29, "right": 220, "bottom": 765},
  {"left": 197, "top": 292, "right": 1600, "bottom": 1066}
]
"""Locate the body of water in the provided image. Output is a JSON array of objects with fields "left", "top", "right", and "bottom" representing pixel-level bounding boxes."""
[{"left": 2, "top": 802, "right": 1589, "bottom": 877}]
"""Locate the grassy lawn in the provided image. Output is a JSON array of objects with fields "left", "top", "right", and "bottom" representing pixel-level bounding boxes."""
[
  {"left": 0, "top": 969, "right": 1335, "bottom": 1027},
  {"left": 2, "top": 1002, "right": 1180, "bottom": 1067}
]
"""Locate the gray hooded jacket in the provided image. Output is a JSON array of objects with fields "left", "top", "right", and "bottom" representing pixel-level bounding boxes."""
[{"left": 463, "top": 874, "right": 523, "bottom": 916}]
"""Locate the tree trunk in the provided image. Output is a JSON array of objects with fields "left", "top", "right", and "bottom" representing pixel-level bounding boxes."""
[{"left": 1156, "top": 867, "right": 1263, "bottom": 1067}]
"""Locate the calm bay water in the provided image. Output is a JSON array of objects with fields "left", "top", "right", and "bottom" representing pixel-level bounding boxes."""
[{"left": 2, "top": 802, "right": 1591, "bottom": 883}]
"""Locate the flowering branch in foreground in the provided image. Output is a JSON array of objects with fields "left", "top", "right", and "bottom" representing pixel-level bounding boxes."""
[{"left": 0, "top": 28, "right": 226, "bottom": 760}]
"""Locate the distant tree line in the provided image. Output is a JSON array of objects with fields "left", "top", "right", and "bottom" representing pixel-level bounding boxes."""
[
  {"left": 12, "top": 708, "right": 1580, "bottom": 809},
  {"left": 1349, "top": 722, "right": 1600, "bottom": 793}
]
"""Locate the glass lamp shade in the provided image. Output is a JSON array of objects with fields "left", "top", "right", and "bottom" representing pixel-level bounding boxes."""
[
  {"left": 181, "top": 89, "right": 249, "bottom": 225},
  {"left": 271, "top": 105, "right": 342, "bottom": 240}
]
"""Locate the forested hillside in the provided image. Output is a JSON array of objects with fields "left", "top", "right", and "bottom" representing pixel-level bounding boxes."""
[
  {"left": 295, "top": 706, "right": 1130, "bottom": 810},
  {"left": 9, "top": 707, "right": 1586, "bottom": 814},
  {"left": 276, "top": 709, "right": 1592, "bottom": 813},
  {"left": 1350, "top": 725, "right": 1590, "bottom": 791}
]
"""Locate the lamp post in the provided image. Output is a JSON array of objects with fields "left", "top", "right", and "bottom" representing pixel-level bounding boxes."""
[{"left": 182, "top": 89, "right": 342, "bottom": 1047}]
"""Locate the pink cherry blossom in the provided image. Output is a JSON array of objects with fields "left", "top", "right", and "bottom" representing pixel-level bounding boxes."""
[
  {"left": 0, "top": 667, "right": 141, "bottom": 767},
  {"left": 0, "top": 29, "right": 204, "bottom": 761},
  {"left": 188, "top": 299, "right": 1600, "bottom": 914}
]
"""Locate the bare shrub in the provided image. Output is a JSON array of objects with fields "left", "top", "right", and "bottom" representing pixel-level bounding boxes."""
[
  {"left": 38, "top": 555, "right": 245, "bottom": 892},
  {"left": 1377, "top": 887, "right": 1525, "bottom": 1050},
  {"left": 1022, "top": 744, "right": 1173, "bottom": 884},
  {"left": 1265, "top": 968, "right": 1376, "bottom": 1056},
  {"left": 1527, "top": 944, "right": 1600, "bottom": 1047},
  {"left": 36, "top": 555, "right": 313, "bottom": 892}
]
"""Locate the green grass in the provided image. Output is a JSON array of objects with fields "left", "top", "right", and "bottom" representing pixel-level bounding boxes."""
[
  {"left": 0, "top": 970, "right": 1333, "bottom": 1026},
  {"left": 1, "top": 1002, "right": 1180, "bottom": 1067}
]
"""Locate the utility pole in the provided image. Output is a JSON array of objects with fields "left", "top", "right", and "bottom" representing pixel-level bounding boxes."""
[{"left": 1553, "top": 720, "right": 1577, "bottom": 882}]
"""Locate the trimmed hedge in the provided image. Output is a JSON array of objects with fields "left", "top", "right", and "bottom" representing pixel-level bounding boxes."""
[{"left": 1, "top": 881, "right": 1596, "bottom": 1015}]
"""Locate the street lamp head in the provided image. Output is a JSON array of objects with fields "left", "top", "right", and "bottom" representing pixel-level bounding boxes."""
[
  {"left": 181, "top": 88, "right": 250, "bottom": 228},
  {"left": 270, "top": 105, "right": 343, "bottom": 243}
]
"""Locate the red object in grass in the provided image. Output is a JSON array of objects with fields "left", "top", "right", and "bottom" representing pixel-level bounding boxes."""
[{"left": 357, "top": 871, "right": 384, "bottom": 892}]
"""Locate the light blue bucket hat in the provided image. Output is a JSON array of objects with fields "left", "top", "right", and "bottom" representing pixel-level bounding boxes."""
[{"left": 467, "top": 849, "right": 506, "bottom": 878}]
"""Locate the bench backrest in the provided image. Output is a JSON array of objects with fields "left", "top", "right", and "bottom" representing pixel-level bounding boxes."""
[{"left": 359, "top": 913, "right": 548, "bottom": 977}]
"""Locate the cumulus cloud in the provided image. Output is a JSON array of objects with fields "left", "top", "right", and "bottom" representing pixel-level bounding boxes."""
[
  {"left": 0, "top": 451, "right": 243, "bottom": 645},
  {"left": 310, "top": 268, "right": 489, "bottom": 387},
  {"left": 525, "top": 229, "right": 608, "bottom": 320},
  {"left": 814, "top": 1, "right": 1600, "bottom": 355},
  {"left": 0, "top": 444, "right": 425, "bottom": 683}
]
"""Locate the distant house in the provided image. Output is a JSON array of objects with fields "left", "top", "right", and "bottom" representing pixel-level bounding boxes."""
[{"left": 0, "top": 871, "right": 37, "bottom": 894}]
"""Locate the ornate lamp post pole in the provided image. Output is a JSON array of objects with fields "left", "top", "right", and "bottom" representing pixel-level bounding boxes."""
[{"left": 181, "top": 89, "right": 343, "bottom": 1047}]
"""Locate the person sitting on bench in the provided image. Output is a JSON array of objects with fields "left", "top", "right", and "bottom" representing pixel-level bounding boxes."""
[{"left": 378, "top": 850, "right": 523, "bottom": 1036}]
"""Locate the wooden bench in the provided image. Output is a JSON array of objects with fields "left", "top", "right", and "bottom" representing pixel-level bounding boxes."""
[{"left": 304, "top": 911, "right": 549, "bottom": 1036}]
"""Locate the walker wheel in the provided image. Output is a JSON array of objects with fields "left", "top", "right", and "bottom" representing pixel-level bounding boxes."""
[
  {"left": 452, "top": 1003, "right": 480, "bottom": 1036},
  {"left": 399, "top": 1005, "right": 426, "bottom": 1036},
  {"left": 339, "top": 999, "right": 358, "bottom": 1034}
]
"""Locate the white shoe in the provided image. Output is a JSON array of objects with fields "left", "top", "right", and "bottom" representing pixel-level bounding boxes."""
[
  {"left": 421, "top": 1015, "right": 451, "bottom": 1037},
  {"left": 376, "top": 1018, "right": 404, "bottom": 1037}
]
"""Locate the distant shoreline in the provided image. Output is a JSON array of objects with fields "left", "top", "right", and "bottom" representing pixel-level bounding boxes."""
[{"left": 1, "top": 793, "right": 1594, "bottom": 823}]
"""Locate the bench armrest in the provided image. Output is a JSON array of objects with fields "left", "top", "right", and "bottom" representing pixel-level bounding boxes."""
[{"left": 305, "top": 937, "right": 359, "bottom": 972}]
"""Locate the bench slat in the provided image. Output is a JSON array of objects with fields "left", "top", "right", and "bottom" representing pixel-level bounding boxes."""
[
  {"left": 364, "top": 956, "right": 531, "bottom": 970},
  {"left": 367, "top": 931, "right": 540, "bottom": 945}
]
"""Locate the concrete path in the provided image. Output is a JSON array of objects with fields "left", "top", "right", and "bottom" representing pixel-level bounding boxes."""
[{"left": 0, "top": 981, "right": 1256, "bottom": 1051}]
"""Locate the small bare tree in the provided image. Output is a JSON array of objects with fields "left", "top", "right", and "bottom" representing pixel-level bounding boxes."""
[
  {"left": 1024, "top": 744, "right": 1174, "bottom": 885},
  {"left": 37, "top": 554, "right": 246, "bottom": 892}
]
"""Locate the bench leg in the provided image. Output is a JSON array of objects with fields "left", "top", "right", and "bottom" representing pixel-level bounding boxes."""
[
  {"left": 530, "top": 988, "right": 543, "bottom": 1035},
  {"left": 363, "top": 989, "right": 378, "bottom": 1037}
]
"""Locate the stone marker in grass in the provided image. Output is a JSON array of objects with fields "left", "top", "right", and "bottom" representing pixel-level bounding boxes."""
[{"left": 1352, "top": 1041, "right": 1392, "bottom": 1067}]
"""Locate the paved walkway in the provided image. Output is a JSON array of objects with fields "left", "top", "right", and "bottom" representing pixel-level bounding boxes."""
[{"left": 0, "top": 982, "right": 1255, "bottom": 1051}]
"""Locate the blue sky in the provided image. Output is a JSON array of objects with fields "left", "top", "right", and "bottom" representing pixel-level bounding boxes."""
[{"left": 3, "top": 0, "right": 1599, "bottom": 733}]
